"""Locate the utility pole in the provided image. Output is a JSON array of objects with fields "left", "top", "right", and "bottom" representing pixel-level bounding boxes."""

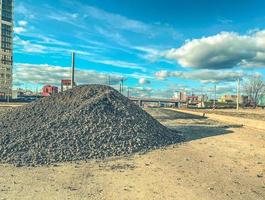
[
  {"left": 118, "top": 76, "right": 126, "bottom": 94},
  {"left": 213, "top": 84, "right": 217, "bottom": 109},
  {"left": 71, "top": 52, "right": 75, "bottom": 89},
  {"left": 120, "top": 77, "right": 124, "bottom": 94},
  {"left": 35, "top": 84, "right": 38, "bottom": 95},
  {"left": 201, "top": 86, "right": 204, "bottom": 103},
  {"left": 7, "top": 86, "right": 10, "bottom": 103},
  {"left": 108, "top": 75, "right": 111, "bottom": 86},
  {"left": 35, "top": 80, "right": 39, "bottom": 95},
  {"left": 201, "top": 86, "right": 204, "bottom": 108},
  {"left": 237, "top": 78, "right": 240, "bottom": 111}
]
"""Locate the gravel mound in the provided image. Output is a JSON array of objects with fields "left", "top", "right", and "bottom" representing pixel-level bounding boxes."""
[{"left": 0, "top": 85, "right": 181, "bottom": 166}]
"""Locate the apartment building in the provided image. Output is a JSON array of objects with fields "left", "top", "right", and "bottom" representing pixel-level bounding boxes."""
[{"left": 0, "top": 0, "right": 13, "bottom": 99}]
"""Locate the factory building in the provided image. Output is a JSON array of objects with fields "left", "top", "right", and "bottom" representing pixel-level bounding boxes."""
[{"left": 0, "top": 0, "right": 13, "bottom": 100}]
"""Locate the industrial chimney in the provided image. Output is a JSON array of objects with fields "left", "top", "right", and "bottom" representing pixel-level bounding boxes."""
[{"left": 71, "top": 52, "right": 75, "bottom": 88}]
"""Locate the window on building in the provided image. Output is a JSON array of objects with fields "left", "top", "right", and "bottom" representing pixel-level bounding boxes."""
[
  {"left": 1, "top": 0, "right": 13, "bottom": 22},
  {"left": 1, "top": 24, "right": 12, "bottom": 53}
]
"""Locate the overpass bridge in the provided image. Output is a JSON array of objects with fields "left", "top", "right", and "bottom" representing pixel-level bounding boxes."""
[{"left": 129, "top": 97, "right": 182, "bottom": 107}]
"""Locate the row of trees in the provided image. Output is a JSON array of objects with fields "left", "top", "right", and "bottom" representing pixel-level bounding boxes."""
[{"left": 244, "top": 75, "right": 265, "bottom": 108}]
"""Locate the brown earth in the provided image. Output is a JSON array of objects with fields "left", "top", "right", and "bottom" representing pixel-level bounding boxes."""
[
  {"left": 187, "top": 108, "right": 265, "bottom": 121},
  {"left": 0, "top": 108, "right": 264, "bottom": 200}
]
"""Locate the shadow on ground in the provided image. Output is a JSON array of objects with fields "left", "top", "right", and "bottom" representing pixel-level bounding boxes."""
[
  {"left": 153, "top": 109, "right": 206, "bottom": 120},
  {"left": 175, "top": 124, "right": 242, "bottom": 142},
  {"left": 146, "top": 108, "right": 243, "bottom": 143}
]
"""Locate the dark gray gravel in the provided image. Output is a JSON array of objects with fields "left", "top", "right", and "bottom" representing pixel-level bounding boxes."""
[{"left": 0, "top": 85, "right": 182, "bottom": 166}]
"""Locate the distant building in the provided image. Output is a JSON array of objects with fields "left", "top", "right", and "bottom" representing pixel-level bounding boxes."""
[
  {"left": 219, "top": 95, "right": 248, "bottom": 104},
  {"left": 11, "top": 88, "right": 25, "bottom": 98},
  {"left": 0, "top": 0, "right": 14, "bottom": 99},
  {"left": 173, "top": 92, "right": 187, "bottom": 101},
  {"left": 17, "top": 89, "right": 35, "bottom": 97},
  {"left": 197, "top": 101, "right": 206, "bottom": 108},
  {"left": 219, "top": 95, "right": 237, "bottom": 103},
  {"left": 42, "top": 85, "right": 58, "bottom": 97},
  {"left": 241, "top": 96, "right": 249, "bottom": 105},
  {"left": 187, "top": 95, "right": 199, "bottom": 104},
  {"left": 61, "top": 79, "right": 75, "bottom": 92},
  {"left": 198, "top": 95, "right": 208, "bottom": 102},
  {"left": 258, "top": 94, "right": 265, "bottom": 107},
  {"left": 11, "top": 89, "right": 18, "bottom": 99}
]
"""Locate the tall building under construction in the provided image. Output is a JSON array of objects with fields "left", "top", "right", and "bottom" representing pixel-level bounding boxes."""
[{"left": 0, "top": 0, "right": 13, "bottom": 99}]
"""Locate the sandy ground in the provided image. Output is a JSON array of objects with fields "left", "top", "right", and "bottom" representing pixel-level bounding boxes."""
[
  {"left": 0, "top": 108, "right": 264, "bottom": 200},
  {"left": 187, "top": 108, "right": 265, "bottom": 121},
  {"left": 0, "top": 103, "right": 27, "bottom": 107}
]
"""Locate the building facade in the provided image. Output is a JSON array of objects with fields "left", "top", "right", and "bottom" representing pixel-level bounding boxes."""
[
  {"left": 173, "top": 92, "right": 187, "bottom": 102},
  {"left": 219, "top": 95, "right": 248, "bottom": 104},
  {"left": 42, "top": 85, "right": 59, "bottom": 97},
  {"left": 0, "top": 0, "right": 13, "bottom": 99},
  {"left": 61, "top": 79, "right": 76, "bottom": 92}
]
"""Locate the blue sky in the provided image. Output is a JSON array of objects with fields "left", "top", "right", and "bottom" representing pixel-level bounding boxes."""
[{"left": 13, "top": 0, "right": 265, "bottom": 97}]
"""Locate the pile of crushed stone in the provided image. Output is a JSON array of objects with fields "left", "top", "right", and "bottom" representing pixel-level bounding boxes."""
[{"left": 0, "top": 85, "right": 182, "bottom": 166}]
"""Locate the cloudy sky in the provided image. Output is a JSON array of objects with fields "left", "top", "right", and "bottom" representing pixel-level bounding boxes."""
[{"left": 14, "top": 0, "right": 265, "bottom": 97}]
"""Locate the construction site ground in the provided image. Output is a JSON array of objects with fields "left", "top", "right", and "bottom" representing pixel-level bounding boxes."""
[
  {"left": 0, "top": 108, "right": 264, "bottom": 200},
  {"left": 187, "top": 108, "right": 265, "bottom": 121}
]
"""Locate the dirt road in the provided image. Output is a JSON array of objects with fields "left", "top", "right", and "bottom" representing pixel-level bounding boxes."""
[
  {"left": 0, "top": 108, "right": 264, "bottom": 200},
  {"left": 187, "top": 108, "right": 265, "bottom": 121}
]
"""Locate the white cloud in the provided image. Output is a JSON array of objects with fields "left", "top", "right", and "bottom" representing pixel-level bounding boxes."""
[
  {"left": 15, "top": 3, "right": 35, "bottom": 19},
  {"left": 130, "top": 87, "right": 153, "bottom": 97},
  {"left": 138, "top": 78, "right": 151, "bottom": 85},
  {"left": 13, "top": 63, "right": 124, "bottom": 87},
  {"left": 14, "top": 34, "right": 146, "bottom": 73},
  {"left": 14, "top": 27, "right": 27, "bottom": 34},
  {"left": 82, "top": 5, "right": 151, "bottom": 34},
  {"left": 12, "top": 63, "right": 248, "bottom": 98},
  {"left": 164, "top": 30, "right": 265, "bottom": 69},
  {"left": 35, "top": 35, "right": 70, "bottom": 47},
  {"left": 14, "top": 19, "right": 70, "bottom": 48},
  {"left": 14, "top": 36, "right": 46, "bottom": 53},
  {"left": 88, "top": 59, "right": 147, "bottom": 72},
  {"left": 129, "top": 83, "right": 240, "bottom": 98},
  {"left": 122, "top": 72, "right": 153, "bottom": 80},
  {"left": 14, "top": 20, "right": 28, "bottom": 34},
  {"left": 14, "top": 36, "right": 91, "bottom": 56},
  {"left": 132, "top": 46, "right": 161, "bottom": 61},
  {"left": 47, "top": 2, "right": 181, "bottom": 43},
  {"left": 18, "top": 20, "right": 28, "bottom": 26},
  {"left": 129, "top": 85, "right": 184, "bottom": 99},
  {"left": 95, "top": 26, "right": 128, "bottom": 46},
  {"left": 155, "top": 69, "right": 244, "bottom": 83},
  {"left": 205, "top": 84, "right": 238, "bottom": 96}
]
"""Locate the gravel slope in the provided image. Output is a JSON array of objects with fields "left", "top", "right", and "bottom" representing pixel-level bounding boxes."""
[{"left": 0, "top": 85, "right": 181, "bottom": 166}]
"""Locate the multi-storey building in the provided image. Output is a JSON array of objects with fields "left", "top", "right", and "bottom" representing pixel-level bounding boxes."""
[
  {"left": 173, "top": 91, "right": 187, "bottom": 102},
  {"left": 0, "top": 0, "right": 13, "bottom": 99}
]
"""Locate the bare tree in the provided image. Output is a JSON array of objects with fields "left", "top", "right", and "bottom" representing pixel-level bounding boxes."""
[{"left": 244, "top": 74, "right": 265, "bottom": 108}]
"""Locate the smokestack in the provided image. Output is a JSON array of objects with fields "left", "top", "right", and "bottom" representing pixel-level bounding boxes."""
[{"left": 71, "top": 52, "right": 75, "bottom": 88}]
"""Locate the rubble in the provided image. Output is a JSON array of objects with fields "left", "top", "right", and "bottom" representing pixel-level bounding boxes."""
[{"left": 0, "top": 85, "right": 182, "bottom": 166}]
